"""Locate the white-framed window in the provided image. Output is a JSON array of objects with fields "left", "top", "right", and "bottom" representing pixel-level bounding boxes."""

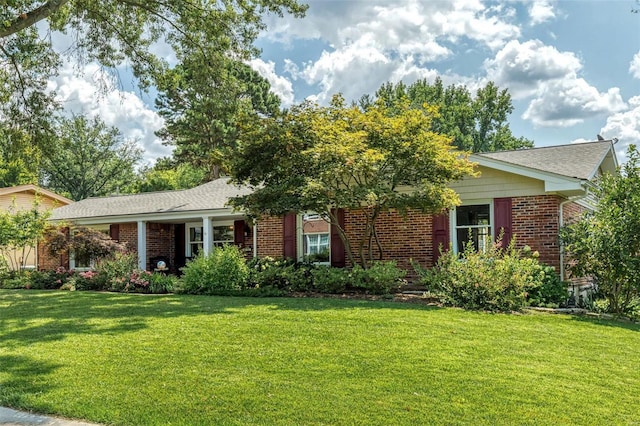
[
  {"left": 452, "top": 203, "right": 492, "bottom": 253},
  {"left": 186, "top": 224, "right": 203, "bottom": 257},
  {"left": 186, "top": 221, "right": 235, "bottom": 257},
  {"left": 299, "top": 212, "right": 330, "bottom": 263},
  {"left": 213, "top": 223, "right": 234, "bottom": 247}
]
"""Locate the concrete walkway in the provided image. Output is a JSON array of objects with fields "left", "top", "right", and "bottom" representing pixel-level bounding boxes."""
[{"left": 0, "top": 407, "right": 101, "bottom": 426}]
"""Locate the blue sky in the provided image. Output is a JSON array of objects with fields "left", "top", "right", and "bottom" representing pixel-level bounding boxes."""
[{"left": 51, "top": 0, "right": 640, "bottom": 165}]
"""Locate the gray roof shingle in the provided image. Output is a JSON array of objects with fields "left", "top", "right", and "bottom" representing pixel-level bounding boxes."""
[
  {"left": 51, "top": 178, "right": 252, "bottom": 221},
  {"left": 477, "top": 140, "right": 614, "bottom": 180}
]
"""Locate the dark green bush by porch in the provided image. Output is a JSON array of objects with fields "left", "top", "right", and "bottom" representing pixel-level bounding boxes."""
[{"left": 178, "top": 244, "right": 250, "bottom": 294}]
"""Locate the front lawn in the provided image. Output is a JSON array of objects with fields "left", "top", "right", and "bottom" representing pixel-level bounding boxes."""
[{"left": 0, "top": 290, "right": 639, "bottom": 425}]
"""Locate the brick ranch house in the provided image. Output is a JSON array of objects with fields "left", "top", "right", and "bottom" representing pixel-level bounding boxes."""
[{"left": 42, "top": 140, "right": 617, "bottom": 283}]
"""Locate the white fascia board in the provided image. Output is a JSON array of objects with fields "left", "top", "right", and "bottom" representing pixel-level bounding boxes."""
[{"left": 50, "top": 208, "right": 245, "bottom": 226}]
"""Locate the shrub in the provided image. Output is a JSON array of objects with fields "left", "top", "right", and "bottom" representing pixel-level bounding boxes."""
[
  {"left": 93, "top": 252, "right": 152, "bottom": 292},
  {"left": 310, "top": 266, "right": 349, "bottom": 294},
  {"left": 179, "top": 245, "right": 249, "bottom": 295},
  {"left": 351, "top": 261, "right": 405, "bottom": 295},
  {"left": 148, "top": 273, "right": 176, "bottom": 294},
  {"left": 247, "top": 257, "right": 313, "bottom": 292},
  {"left": 525, "top": 264, "right": 568, "bottom": 308},
  {"left": 419, "top": 240, "right": 550, "bottom": 312}
]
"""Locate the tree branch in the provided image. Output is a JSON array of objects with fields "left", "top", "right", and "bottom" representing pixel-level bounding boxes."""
[{"left": 0, "top": 0, "right": 70, "bottom": 39}]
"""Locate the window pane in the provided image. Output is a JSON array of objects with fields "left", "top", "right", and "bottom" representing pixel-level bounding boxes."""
[
  {"left": 456, "top": 205, "right": 490, "bottom": 226},
  {"left": 189, "top": 227, "right": 203, "bottom": 242},
  {"left": 213, "top": 225, "right": 234, "bottom": 242},
  {"left": 457, "top": 227, "right": 492, "bottom": 252}
]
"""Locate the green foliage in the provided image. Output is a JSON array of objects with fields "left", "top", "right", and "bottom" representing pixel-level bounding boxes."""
[
  {"left": 40, "top": 115, "right": 142, "bottom": 200},
  {"left": 246, "top": 257, "right": 313, "bottom": 292},
  {"left": 362, "top": 78, "right": 533, "bottom": 152},
  {"left": 561, "top": 144, "right": 640, "bottom": 315},
  {"left": 156, "top": 58, "right": 281, "bottom": 181},
  {"left": 0, "top": 202, "right": 50, "bottom": 272},
  {"left": 0, "top": 126, "right": 39, "bottom": 187},
  {"left": 93, "top": 252, "right": 150, "bottom": 293},
  {"left": 0, "top": 1, "right": 306, "bottom": 151},
  {"left": 351, "top": 261, "right": 406, "bottom": 295},
  {"left": 231, "top": 94, "right": 476, "bottom": 268},
  {"left": 525, "top": 264, "right": 568, "bottom": 308},
  {"left": 310, "top": 266, "right": 349, "bottom": 294},
  {"left": 419, "top": 240, "right": 559, "bottom": 312},
  {"left": 43, "top": 225, "right": 126, "bottom": 269},
  {"left": 179, "top": 245, "right": 250, "bottom": 294},
  {"left": 148, "top": 273, "right": 177, "bottom": 294},
  {"left": 135, "top": 161, "right": 206, "bottom": 192}
]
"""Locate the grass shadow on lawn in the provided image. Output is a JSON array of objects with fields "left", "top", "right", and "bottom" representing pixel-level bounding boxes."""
[
  {"left": 569, "top": 313, "right": 640, "bottom": 332},
  {"left": 0, "top": 354, "right": 61, "bottom": 412},
  {"left": 0, "top": 290, "right": 441, "bottom": 348}
]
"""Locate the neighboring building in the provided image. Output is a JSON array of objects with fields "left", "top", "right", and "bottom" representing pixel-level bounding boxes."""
[
  {"left": 0, "top": 185, "right": 72, "bottom": 270},
  {"left": 45, "top": 140, "right": 618, "bottom": 282}
]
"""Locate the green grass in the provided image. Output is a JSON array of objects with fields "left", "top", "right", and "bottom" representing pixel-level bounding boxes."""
[{"left": 1, "top": 290, "right": 639, "bottom": 425}]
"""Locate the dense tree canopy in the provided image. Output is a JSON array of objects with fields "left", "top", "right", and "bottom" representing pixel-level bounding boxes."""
[
  {"left": 230, "top": 95, "right": 476, "bottom": 268},
  {"left": 360, "top": 78, "right": 533, "bottom": 152},
  {"left": 0, "top": 0, "right": 306, "bottom": 142},
  {"left": 155, "top": 56, "right": 281, "bottom": 181},
  {"left": 40, "top": 115, "right": 142, "bottom": 200},
  {"left": 561, "top": 145, "right": 640, "bottom": 316}
]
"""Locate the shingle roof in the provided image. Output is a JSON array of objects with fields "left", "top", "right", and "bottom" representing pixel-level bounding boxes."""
[
  {"left": 477, "top": 140, "right": 615, "bottom": 180},
  {"left": 51, "top": 178, "right": 252, "bottom": 221}
]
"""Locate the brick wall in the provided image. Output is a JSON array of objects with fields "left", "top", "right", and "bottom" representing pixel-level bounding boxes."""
[
  {"left": 511, "top": 195, "right": 561, "bottom": 270},
  {"left": 342, "top": 209, "right": 433, "bottom": 275},
  {"left": 118, "top": 223, "right": 138, "bottom": 253},
  {"left": 147, "top": 223, "right": 174, "bottom": 271},
  {"left": 256, "top": 216, "right": 284, "bottom": 258}
]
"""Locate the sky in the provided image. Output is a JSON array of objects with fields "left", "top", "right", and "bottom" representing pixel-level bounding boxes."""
[{"left": 48, "top": 0, "right": 640, "bottom": 166}]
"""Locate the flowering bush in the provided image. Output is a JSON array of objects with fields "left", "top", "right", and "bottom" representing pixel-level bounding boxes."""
[{"left": 417, "top": 239, "right": 561, "bottom": 312}]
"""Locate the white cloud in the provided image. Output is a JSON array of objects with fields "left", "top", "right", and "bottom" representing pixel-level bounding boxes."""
[
  {"left": 485, "top": 39, "right": 581, "bottom": 99},
  {"left": 529, "top": 0, "right": 556, "bottom": 25},
  {"left": 629, "top": 50, "right": 640, "bottom": 79},
  {"left": 260, "top": 0, "right": 521, "bottom": 103},
  {"left": 599, "top": 96, "right": 640, "bottom": 161},
  {"left": 48, "top": 62, "right": 169, "bottom": 164},
  {"left": 248, "top": 59, "right": 295, "bottom": 106},
  {"left": 523, "top": 79, "right": 627, "bottom": 127}
]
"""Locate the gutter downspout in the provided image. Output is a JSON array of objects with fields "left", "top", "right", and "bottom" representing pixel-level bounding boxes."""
[{"left": 558, "top": 189, "right": 589, "bottom": 281}]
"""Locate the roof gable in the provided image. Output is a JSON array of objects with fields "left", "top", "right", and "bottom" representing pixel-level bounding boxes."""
[
  {"left": 0, "top": 184, "right": 73, "bottom": 206},
  {"left": 476, "top": 140, "right": 617, "bottom": 180}
]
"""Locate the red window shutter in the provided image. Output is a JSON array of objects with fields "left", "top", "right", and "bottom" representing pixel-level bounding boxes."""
[
  {"left": 494, "top": 197, "right": 513, "bottom": 248},
  {"left": 330, "top": 208, "right": 346, "bottom": 268},
  {"left": 234, "top": 219, "right": 245, "bottom": 247},
  {"left": 283, "top": 214, "right": 297, "bottom": 259},
  {"left": 109, "top": 224, "right": 120, "bottom": 241},
  {"left": 432, "top": 212, "right": 450, "bottom": 264}
]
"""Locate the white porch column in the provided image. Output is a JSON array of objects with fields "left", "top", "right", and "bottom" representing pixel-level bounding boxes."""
[
  {"left": 202, "top": 216, "right": 213, "bottom": 256},
  {"left": 137, "top": 220, "right": 147, "bottom": 270}
]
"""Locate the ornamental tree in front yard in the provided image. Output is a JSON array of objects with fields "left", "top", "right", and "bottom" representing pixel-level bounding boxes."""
[
  {"left": 0, "top": 203, "right": 50, "bottom": 272},
  {"left": 561, "top": 144, "right": 640, "bottom": 315},
  {"left": 229, "top": 95, "right": 477, "bottom": 268}
]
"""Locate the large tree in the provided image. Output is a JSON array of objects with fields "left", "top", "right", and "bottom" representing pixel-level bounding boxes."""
[
  {"left": 0, "top": 0, "right": 306, "bottom": 140},
  {"left": 561, "top": 145, "right": 640, "bottom": 316},
  {"left": 360, "top": 78, "right": 533, "bottom": 152},
  {"left": 40, "top": 115, "right": 142, "bottom": 200},
  {"left": 0, "top": 125, "right": 40, "bottom": 187},
  {"left": 155, "top": 56, "right": 281, "bottom": 181},
  {"left": 230, "top": 95, "right": 476, "bottom": 268}
]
